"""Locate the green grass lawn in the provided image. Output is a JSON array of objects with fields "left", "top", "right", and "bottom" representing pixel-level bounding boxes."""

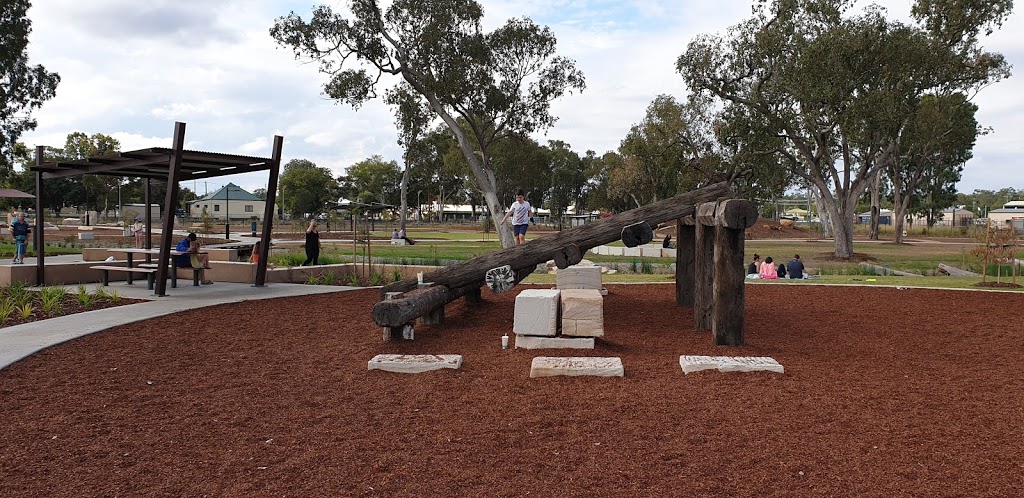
[{"left": 298, "top": 229, "right": 1023, "bottom": 291}]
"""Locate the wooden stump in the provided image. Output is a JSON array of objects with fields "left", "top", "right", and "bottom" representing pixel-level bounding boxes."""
[
  {"left": 485, "top": 265, "right": 516, "bottom": 294},
  {"left": 553, "top": 243, "right": 583, "bottom": 269},
  {"left": 621, "top": 222, "right": 654, "bottom": 248}
]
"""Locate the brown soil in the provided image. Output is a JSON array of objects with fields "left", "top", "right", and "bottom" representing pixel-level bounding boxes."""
[
  {"left": 0, "top": 295, "right": 147, "bottom": 329},
  {"left": 1, "top": 285, "right": 1022, "bottom": 497}
]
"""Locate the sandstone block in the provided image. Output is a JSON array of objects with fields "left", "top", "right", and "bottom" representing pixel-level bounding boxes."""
[
  {"left": 368, "top": 354, "right": 462, "bottom": 373},
  {"left": 530, "top": 356, "right": 623, "bottom": 378},
  {"left": 515, "top": 335, "right": 594, "bottom": 349},
  {"left": 556, "top": 265, "right": 602, "bottom": 290},
  {"left": 560, "top": 289, "right": 603, "bottom": 337},
  {"left": 513, "top": 289, "right": 560, "bottom": 336},
  {"left": 679, "top": 355, "right": 784, "bottom": 374}
]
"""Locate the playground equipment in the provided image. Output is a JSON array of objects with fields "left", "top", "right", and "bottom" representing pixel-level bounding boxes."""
[{"left": 373, "top": 181, "right": 759, "bottom": 345}]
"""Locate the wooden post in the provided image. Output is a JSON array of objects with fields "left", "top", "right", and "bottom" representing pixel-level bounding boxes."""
[
  {"left": 694, "top": 214, "right": 715, "bottom": 330},
  {"left": 710, "top": 199, "right": 758, "bottom": 345},
  {"left": 464, "top": 286, "right": 483, "bottom": 305},
  {"left": 676, "top": 216, "right": 696, "bottom": 306},
  {"left": 417, "top": 283, "right": 444, "bottom": 325}
]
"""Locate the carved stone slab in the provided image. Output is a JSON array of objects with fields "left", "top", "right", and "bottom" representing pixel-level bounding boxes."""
[
  {"left": 678, "top": 356, "right": 784, "bottom": 374},
  {"left": 555, "top": 265, "right": 602, "bottom": 290},
  {"left": 530, "top": 356, "right": 624, "bottom": 378},
  {"left": 368, "top": 354, "right": 463, "bottom": 373},
  {"left": 514, "top": 335, "right": 594, "bottom": 350},
  {"left": 486, "top": 265, "right": 516, "bottom": 294}
]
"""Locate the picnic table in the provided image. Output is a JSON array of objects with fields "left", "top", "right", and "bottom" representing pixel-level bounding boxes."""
[{"left": 104, "top": 248, "right": 200, "bottom": 287}]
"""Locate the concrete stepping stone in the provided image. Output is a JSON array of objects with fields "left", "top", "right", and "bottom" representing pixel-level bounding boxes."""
[
  {"left": 530, "top": 356, "right": 623, "bottom": 378},
  {"left": 515, "top": 335, "right": 594, "bottom": 349},
  {"left": 679, "top": 355, "right": 783, "bottom": 374},
  {"left": 368, "top": 354, "right": 462, "bottom": 373}
]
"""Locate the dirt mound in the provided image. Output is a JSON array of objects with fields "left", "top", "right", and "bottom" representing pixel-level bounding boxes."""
[{"left": 745, "top": 219, "right": 813, "bottom": 240}]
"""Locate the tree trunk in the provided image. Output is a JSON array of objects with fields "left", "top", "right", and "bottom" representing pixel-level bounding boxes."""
[
  {"left": 374, "top": 182, "right": 732, "bottom": 326},
  {"left": 869, "top": 169, "right": 881, "bottom": 240},
  {"left": 399, "top": 151, "right": 411, "bottom": 233}
]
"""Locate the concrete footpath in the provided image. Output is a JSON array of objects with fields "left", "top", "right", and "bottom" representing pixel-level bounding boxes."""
[{"left": 0, "top": 281, "right": 358, "bottom": 371}]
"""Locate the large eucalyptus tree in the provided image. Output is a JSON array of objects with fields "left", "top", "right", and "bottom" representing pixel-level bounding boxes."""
[
  {"left": 677, "top": 0, "right": 1011, "bottom": 257},
  {"left": 271, "top": 0, "right": 585, "bottom": 247}
]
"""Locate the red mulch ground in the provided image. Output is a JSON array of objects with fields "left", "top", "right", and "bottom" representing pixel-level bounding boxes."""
[{"left": 1, "top": 284, "right": 1022, "bottom": 497}]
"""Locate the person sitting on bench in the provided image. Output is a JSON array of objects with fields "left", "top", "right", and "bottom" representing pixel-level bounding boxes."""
[
  {"left": 175, "top": 232, "right": 213, "bottom": 285},
  {"left": 398, "top": 228, "right": 415, "bottom": 245}
]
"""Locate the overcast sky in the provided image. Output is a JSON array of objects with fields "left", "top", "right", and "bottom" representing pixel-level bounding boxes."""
[{"left": 18, "top": 0, "right": 1024, "bottom": 198}]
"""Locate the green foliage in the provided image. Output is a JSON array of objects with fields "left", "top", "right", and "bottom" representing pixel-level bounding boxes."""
[
  {"left": 93, "top": 286, "right": 108, "bottom": 299},
  {"left": 278, "top": 159, "right": 339, "bottom": 219},
  {"left": 0, "top": 299, "right": 14, "bottom": 322},
  {"left": 0, "top": 0, "right": 61, "bottom": 175},
  {"left": 630, "top": 259, "right": 639, "bottom": 273},
  {"left": 341, "top": 155, "right": 402, "bottom": 206},
  {"left": 676, "top": 0, "right": 1011, "bottom": 257},
  {"left": 108, "top": 290, "right": 122, "bottom": 304},
  {"left": 270, "top": 0, "right": 585, "bottom": 248},
  {"left": 393, "top": 269, "right": 403, "bottom": 283},
  {"left": 76, "top": 285, "right": 93, "bottom": 308},
  {"left": 39, "top": 286, "right": 65, "bottom": 314},
  {"left": 369, "top": 272, "right": 383, "bottom": 286},
  {"left": 640, "top": 260, "right": 654, "bottom": 274},
  {"left": 16, "top": 302, "right": 34, "bottom": 320},
  {"left": 345, "top": 272, "right": 360, "bottom": 287}
]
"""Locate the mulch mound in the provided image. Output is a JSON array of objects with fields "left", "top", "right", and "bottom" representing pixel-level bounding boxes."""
[{"left": 1, "top": 285, "right": 1022, "bottom": 496}]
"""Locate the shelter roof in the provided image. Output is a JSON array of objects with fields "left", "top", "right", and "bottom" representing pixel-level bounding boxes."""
[
  {"left": 30, "top": 148, "right": 274, "bottom": 181},
  {"left": 0, "top": 189, "right": 34, "bottom": 199}
]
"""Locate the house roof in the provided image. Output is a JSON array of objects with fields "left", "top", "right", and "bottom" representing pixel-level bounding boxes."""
[{"left": 191, "top": 183, "right": 261, "bottom": 202}]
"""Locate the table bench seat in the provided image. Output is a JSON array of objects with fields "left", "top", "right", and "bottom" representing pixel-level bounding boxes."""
[
  {"left": 138, "top": 263, "right": 203, "bottom": 287},
  {"left": 91, "top": 265, "right": 158, "bottom": 290}
]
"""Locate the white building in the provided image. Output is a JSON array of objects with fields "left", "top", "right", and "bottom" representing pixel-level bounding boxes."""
[
  {"left": 987, "top": 200, "right": 1024, "bottom": 231},
  {"left": 188, "top": 183, "right": 272, "bottom": 221}
]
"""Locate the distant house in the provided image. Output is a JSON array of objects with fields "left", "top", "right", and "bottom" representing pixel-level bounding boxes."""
[
  {"left": 188, "top": 183, "right": 272, "bottom": 221},
  {"left": 987, "top": 200, "right": 1024, "bottom": 231},
  {"left": 857, "top": 209, "right": 894, "bottom": 225},
  {"left": 907, "top": 207, "right": 975, "bottom": 227}
]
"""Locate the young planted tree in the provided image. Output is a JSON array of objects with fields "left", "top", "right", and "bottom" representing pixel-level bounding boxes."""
[
  {"left": 384, "top": 84, "right": 433, "bottom": 233},
  {"left": 270, "top": 0, "right": 585, "bottom": 247}
]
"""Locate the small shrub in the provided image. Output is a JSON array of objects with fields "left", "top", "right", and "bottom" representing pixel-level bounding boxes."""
[
  {"left": 40, "top": 288, "right": 64, "bottom": 314},
  {"left": 93, "top": 286, "right": 108, "bottom": 299},
  {"left": 345, "top": 272, "right": 360, "bottom": 286},
  {"left": 369, "top": 272, "right": 382, "bottom": 286},
  {"left": 76, "top": 285, "right": 93, "bottom": 307},
  {"left": 393, "top": 269, "right": 403, "bottom": 282},
  {"left": 630, "top": 259, "right": 639, "bottom": 273},
  {"left": 0, "top": 299, "right": 14, "bottom": 322},
  {"left": 108, "top": 290, "right": 122, "bottom": 304},
  {"left": 17, "top": 302, "right": 34, "bottom": 320},
  {"left": 305, "top": 273, "right": 322, "bottom": 285},
  {"left": 7, "top": 281, "right": 28, "bottom": 306},
  {"left": 640, "top": 260, "right": 654, "bottom": 274},
  {"left": 320, "top": 271, "right": 336, "bottom": 285}
]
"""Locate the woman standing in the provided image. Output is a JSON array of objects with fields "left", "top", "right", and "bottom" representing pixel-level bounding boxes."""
[{"left": 302, "top": 220, "right": 321, "bottom": 266}]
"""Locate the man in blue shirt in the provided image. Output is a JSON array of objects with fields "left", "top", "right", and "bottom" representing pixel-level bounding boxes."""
[
  {"left": 10, "top": 212, "right": 31, "bottom": 264},
  {"left": 787, "top": 254, "right": 805, "bottom": 279}
]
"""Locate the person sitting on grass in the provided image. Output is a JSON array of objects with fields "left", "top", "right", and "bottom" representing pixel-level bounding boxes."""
[
  {"left": 175, "top": 232, "right": 213, "bottom": 285},
  {"left": 787, "top": 254, "right": 805, "bottom": 279},
  {"left": 759, "top": 256, "right": 779, "bottom": 280}
]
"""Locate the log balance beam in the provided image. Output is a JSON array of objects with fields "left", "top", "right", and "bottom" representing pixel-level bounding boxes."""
[{"left": 373, "top": 181, "right": 732, "bottom": 330}]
